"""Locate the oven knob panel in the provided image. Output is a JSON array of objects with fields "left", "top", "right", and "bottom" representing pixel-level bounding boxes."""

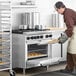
[
  {"left": 40, "top": 35, "right": 43, "bottom": 38},
  {"left": 27, "top": 37, "right": 30, "bottom": 40},
  {"left": 49, "top": 35, "right": 52, "bottom": 37},
  {"left": 33, "top": 36, "right": 36, "bottom": 39},
  {"left": 45, "top": 34, "right": 52, "bottom": 38},
  {"left": 31, "top": 36, "right": 34, "bottom": 39},
  {"left": 37, "top": 36, "right": 39, "bottom": 39},
  {"left": 46, "top": 35, "right": 49, "bottom": 38},
  {"left": 27, "top": 35, "right": 44, "bottom": 40}
]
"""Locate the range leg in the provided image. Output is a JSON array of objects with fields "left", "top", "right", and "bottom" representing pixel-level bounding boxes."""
[
  {"left": 10, "top": 70, "right": 15, "bottom": 76},
  {"left": 23, "top": 68, "right": 26, "bottom": 75},
  {"left": 46, "top": 66, "right": 49, "bottom": 70}
]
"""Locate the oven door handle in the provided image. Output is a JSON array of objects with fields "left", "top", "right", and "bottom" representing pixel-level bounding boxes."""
[{"left": 38, "top": 39, "right": 59, "bottom": 45}]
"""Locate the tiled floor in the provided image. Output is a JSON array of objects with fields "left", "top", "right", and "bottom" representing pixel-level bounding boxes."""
[{"left": 0, "top": 63, "right": 66, "bottom": 76}]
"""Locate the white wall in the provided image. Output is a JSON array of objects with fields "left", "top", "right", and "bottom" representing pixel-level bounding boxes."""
[
  {"left": 35, "top": 0, "right": 76, "bottom": 27},
  {"left": 35, "top": 0, "right": 64, "bottom": 27},
  {"left": 63, "top": 0, "right": 76, "bottom": 10},
  {"left": 35, "top": 0, "right": 51, "bottom": 27},
  {"left": 11, "top": 0, "right": 76, "bottom": 28}
]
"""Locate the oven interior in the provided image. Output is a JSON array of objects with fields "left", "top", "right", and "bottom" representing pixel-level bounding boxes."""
[{"left": 28, "top": 44, "right": 48, "bottom": 59}]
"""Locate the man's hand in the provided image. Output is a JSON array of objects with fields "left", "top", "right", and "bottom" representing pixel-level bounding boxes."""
[{"left": 58, "top": 33, "right": 68, "bottom": 44}]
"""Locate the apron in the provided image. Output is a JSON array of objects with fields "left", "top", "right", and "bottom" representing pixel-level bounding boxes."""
[{"left": 67, "top": 26, "right": 76, "bottom": 54}]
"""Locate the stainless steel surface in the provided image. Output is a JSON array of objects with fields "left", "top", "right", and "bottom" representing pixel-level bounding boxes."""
[
  {"left": 35, "top": 25, "right": 42, "bottom": 30},
  {"left": 20, "top": 12, "right": 40, "bottom": 29},
  {"left": 20, "top": 0, "right": 35, "bottom": 5},
  {"left": 51, "top": 13, "right": 60, "bottom": 27},
  {"left": 12, "top": 30, "right": 61, "bottom": 75},
  {"left": 27, "top": 57, "right": 60, "bottom": 68}
]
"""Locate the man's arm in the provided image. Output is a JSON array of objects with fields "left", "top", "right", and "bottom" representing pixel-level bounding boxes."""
[
  {"left": 58, "top": 14, "right": 74, "bottom": 43},
  {"left": 64, "top": 14, "right": 74, "bottom": 37}
]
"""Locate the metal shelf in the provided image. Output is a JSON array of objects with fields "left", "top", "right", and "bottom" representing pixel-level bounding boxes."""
[
  {"left": 12, "top": 5, "right": 37, "bottom": 8},
  {"left": 0, "top": 62, "right": 10, "bottom": 66},
  {"left": 0, "top": 1, "right": 15, "bottom": 76},
  {"left": 0, "top": 46, "right": 9, "bottom": 50},
  {"left": 0, "top": 54, "right": 10, "bottom": 58},
  {"left": 0, "top": 32, "right": 10, "bottom": 34},
  {"left": 0, "top": 39, "right": 10, "bottom": 42}
]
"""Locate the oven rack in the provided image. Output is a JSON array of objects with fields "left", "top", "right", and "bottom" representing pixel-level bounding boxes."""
[
  {"left": 28, "top": 48, "right": 47, "bottom": 52},
  {"left": 28, "top": 54, "right": 48, "bottom": 59},
  {"left": 0, "top": 1, "right": 15, "bottom": 76}
]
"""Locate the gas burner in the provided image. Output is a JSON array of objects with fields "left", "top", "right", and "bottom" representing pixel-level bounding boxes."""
[
  {"left": 19, "top": 29, "right": 49, "bottom": 31},
  {"left": 12, "top": 29, "right": 49, "bottom": 34}
]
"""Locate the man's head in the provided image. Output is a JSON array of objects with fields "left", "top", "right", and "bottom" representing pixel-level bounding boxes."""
[{"left": 55, "top": 1, "right": 66, "bottom": 14}]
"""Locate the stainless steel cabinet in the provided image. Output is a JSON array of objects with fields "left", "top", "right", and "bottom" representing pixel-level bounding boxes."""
[
  {"left": 51, "top": 31, "right": 61, "bottom": 58},
  {"left": 51, "top": 31, "right": 67, "bottom": 61},
  {"left": 12, "top": 32, "right": 61, "bottom": 75}
]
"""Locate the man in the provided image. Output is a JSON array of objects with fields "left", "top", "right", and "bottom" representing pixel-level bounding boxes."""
[{"left": 55, "top": 1, "right": 76, "bottom": 73}]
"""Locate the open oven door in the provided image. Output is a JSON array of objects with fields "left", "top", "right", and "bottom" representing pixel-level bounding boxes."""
[{"left": 26, "top": 57, "right": 61, "bottom": 68}]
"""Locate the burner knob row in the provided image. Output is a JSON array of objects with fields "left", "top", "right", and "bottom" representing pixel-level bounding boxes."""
[
  {"left": 46, "top": 35, "right": 52, "bottom": 38},
  {"left": 27, "top": 36, "right": 43, "bottom": 40}
]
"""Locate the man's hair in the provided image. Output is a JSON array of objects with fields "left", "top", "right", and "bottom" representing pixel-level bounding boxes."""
[{"left": 55, "top": 1, "right": 65, "bottom": 9}]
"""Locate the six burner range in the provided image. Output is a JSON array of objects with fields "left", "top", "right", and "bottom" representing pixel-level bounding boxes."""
[{"left": 12, "top": 28, "right": 61, "bottom": 74}]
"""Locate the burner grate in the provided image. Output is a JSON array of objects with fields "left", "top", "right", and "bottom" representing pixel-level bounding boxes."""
[{"left": 12, "top": 29, "right": 49, "bottom": 34}]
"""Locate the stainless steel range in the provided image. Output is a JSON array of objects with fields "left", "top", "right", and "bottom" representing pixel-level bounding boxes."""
[{"left": 12, "top": 29, "right": 61, "bottom": 74}]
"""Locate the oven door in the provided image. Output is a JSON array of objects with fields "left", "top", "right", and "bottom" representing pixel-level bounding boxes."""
[{"left": 26, "top": 57, "right": 61, "bottom": 68}]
